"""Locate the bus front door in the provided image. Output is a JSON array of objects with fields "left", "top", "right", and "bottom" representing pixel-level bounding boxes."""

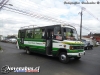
[
  {"left": 20, "top": 30, "right": 25, "bottom": 44},
  {"left": 20, "top": 37, "right": 24, "bottom": 44},
  {"left": 46, "top": 30, "right": 53, "bottom": 56}
]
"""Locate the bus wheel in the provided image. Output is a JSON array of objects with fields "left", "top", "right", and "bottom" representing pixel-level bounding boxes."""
[
  {"left": 59, "top": 52, "right": 70, "bottom": 64},
  {"left": 26, "top": 48, "right": 31, "bottom": 55},
  {"left": 74, "top": 57, "right": 81, "bottom": 60}
]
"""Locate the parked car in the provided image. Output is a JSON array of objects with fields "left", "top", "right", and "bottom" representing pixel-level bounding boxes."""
[
  {"left": 81, "top": 39, "right": 93, "bottom": 50},
  {"left": 10, "top": 38, "right": 17, "bottom": 44},
  {"left": 5, "top": 39, "right": 11, "bottom": 43}
]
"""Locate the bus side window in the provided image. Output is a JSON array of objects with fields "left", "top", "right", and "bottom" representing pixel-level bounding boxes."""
[
  {"left": 20, "top": 30, "right": 26, "bottom": 38},
  {"left": 26, "top": 29, "right": 33, "bottom": 38},
  {"left": 34, "top": 28, "right": 42, "bottom": 39},
  {"left": 54, "top": 26, "right": 62, "bottom": 40}
]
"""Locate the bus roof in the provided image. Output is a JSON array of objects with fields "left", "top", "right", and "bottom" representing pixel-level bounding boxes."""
[{"left": 19, "top": 24, "right": 75, "bottom": 30}]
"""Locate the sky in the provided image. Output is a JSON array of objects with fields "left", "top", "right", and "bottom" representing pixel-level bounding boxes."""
[{"left": 0, "top": 0, "right": 100, "bottom": 36}]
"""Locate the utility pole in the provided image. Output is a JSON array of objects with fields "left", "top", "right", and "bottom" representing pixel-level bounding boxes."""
[
  {"left": 79, "top": 7, "right": 85, "bottom": 40},
  {"left": 79, "top": 8, "right": 83, "bottom": 40}
]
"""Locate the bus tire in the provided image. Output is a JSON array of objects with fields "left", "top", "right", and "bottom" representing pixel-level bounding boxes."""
[
  {"left": 59, "top": 52, "right": 70, "bottom": 64},
  {"left": 26, "top": 48, "right": 31, "bottom": 55}
]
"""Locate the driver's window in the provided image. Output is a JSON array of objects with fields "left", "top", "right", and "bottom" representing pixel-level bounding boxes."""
[
  {"left": 54, "top": 26, "right": 62, "bottom": 40},
  {"left": 64, "top": 28, "right": 72, "bottom": 37},
  {"left": 63, "top": 28, "right": 75, "bottom": 40}
]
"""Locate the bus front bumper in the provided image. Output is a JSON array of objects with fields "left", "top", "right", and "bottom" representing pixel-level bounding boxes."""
[{"left": 67, "top": 51, "right": 85, "bottom": 57}]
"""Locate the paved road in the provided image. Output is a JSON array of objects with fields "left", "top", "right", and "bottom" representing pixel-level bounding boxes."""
[{"left": 0, "top": 42, "right": 100, "bottom": 75}]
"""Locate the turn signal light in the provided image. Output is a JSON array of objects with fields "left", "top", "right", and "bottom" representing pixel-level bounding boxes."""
[
  {"left": 64, "top": 45, "right": 66, "bottom": 48},
  {"left": 70, "top": 46, "right": 74, "bottom": 50}
]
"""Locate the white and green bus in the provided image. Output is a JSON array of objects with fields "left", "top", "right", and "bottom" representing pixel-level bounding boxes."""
[{"left": 17, "top": 24, "right": 85, "bottom": 63}]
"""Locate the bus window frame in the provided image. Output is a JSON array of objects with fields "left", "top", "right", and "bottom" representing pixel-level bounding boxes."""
[
  {"left": 25, "top": 29, "right": 33, "bottom": 39},
  {"left": 54, "top": 26, "right": 63, "bottom": 41},
  {"left": 20, "top": 30, "right": 26, "bottom": 38},
  {"left": 41, "top": 28, "right": 46, "bottom": 39},
  {"left": 62, "top": 27, "right": 78, "bottom": 40},
  {"left": 34, "top": 28, "right": 43, "bottom": 39}
]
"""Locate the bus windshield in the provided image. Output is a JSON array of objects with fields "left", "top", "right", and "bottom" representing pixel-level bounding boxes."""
[{"left": 63, "top": 27, "right": 78, "bottom": 41}]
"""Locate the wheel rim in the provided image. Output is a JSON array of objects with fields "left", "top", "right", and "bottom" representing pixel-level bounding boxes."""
[{"left": 61, "top": 54, "right": 66, "bottom": 60}]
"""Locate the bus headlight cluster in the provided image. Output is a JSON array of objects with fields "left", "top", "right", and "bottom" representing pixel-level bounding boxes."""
[
  {"left": 63, "top": 45, "right": 66, "bottom": 48},
  {"left": 70, "top": 46, "right": 74, "bottom": 50}
]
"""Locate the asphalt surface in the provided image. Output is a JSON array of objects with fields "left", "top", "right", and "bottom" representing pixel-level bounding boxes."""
[{"left": 0, "top": 42, "right": 100, "bottom": 75}]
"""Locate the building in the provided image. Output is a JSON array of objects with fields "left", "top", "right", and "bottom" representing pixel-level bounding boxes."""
[
  {"left": 83, "top": 33, "right": 100, "bottom": 42},
  {"left": 92, "top": 33, "right": 100, "bottom": 42}
]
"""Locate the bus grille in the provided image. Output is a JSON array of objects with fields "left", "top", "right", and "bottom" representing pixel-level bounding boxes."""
[{"left": 73, "top": 46, "right": 84, "bottom": 50}]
